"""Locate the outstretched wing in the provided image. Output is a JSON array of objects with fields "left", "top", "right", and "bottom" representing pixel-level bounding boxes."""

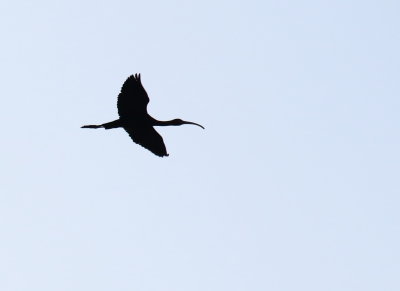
[
  {"left": 124, "top": 126, "right": 169, "bottom": 157},
  {"left": 117, "top": 74, "right": 150, "bottom": 118}
]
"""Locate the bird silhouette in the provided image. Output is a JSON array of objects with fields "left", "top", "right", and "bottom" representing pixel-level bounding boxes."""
[{"left": 81, "top": 74, "right": 204, "bottom": 157}]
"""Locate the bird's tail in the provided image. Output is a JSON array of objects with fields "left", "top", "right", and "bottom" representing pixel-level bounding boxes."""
[{"left": 81, "top": 124, "right": 103, "bottom": 129}]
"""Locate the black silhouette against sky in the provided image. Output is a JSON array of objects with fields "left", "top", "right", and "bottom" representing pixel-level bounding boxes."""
[{"left": 82, "top": 74, "right": 204, "bottom": 157}]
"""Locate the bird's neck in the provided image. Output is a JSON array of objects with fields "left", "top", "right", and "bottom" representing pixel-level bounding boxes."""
[{"left": 152, "top": 118, "right": 176, "bottom": 126}]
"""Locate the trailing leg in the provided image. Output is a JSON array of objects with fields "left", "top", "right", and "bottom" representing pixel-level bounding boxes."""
[
  {"left": 81, "top": 124, "right": 102, "bottom": 129},
  {"left": 81, "top": 119, "right": 122, "bottom": 130}
]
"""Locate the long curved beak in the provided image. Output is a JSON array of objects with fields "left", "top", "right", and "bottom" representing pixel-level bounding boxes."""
[{"left": 183, "top": 121, "right": 205, "bottom": 129}]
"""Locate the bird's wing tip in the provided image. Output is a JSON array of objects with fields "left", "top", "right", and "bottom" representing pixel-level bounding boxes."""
[{"left": 130, "top": 73, "right": 141, "bottom": 82}]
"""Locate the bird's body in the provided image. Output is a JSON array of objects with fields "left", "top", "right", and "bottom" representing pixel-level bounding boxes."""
[{"left": 81, "top": 74, "right": 204, "bottom": 157}]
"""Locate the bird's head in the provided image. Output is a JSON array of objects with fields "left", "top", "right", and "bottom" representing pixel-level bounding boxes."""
[{"left": 172, "top": 119, "right": 205, "bottom": 129}]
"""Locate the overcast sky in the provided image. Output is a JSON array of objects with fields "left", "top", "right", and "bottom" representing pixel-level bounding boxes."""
[{"left": 1, "top": 1, "right": 399, "bottom": 290}]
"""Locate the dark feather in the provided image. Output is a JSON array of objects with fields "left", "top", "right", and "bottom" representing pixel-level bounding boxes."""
[
  {"left": 124, "top": 126, "right": 168, "bottom": 157},
  {"left": 117, "top": 74, "right": 149, "bottom": 119}
]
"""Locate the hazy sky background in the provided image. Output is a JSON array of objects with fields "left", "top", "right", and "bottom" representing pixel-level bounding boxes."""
[{"left": 1, "top": 0, "right": 399, "bottom": 290}]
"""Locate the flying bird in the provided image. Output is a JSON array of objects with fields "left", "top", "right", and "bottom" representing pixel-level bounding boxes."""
[{"left": 81, "top": 74, "right": 204, "bottom": 157}]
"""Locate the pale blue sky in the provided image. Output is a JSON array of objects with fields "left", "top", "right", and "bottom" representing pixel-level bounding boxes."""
[{"left": 1, "top": 0, "right": 399, "bottom": 290}]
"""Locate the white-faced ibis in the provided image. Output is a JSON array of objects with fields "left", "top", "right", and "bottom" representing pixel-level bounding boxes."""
[{"left": 81, "top": 74, "right": 204, "bottom": 157}]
